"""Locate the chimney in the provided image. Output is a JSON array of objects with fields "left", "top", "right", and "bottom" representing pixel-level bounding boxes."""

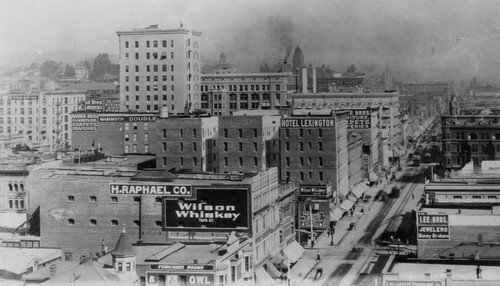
[
  {"left": 302, "top": 68, "right": 308, "bottom": 93},
  {"left": 49, "top": 264, "right": 57, "bottom": 279}
]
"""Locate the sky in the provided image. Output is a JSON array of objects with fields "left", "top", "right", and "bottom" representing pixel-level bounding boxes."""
[{"left": 2, "top": 0, "right": 500, "bottom": 83}]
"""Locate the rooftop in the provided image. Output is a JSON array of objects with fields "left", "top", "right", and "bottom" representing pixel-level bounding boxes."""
[{"left": 390, "top": 262, "right": 500, "bottom": 281}]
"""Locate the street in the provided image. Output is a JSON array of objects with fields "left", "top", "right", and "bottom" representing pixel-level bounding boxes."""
[{"left": 290, "top": 160, "right": 429, "bottom": 286}]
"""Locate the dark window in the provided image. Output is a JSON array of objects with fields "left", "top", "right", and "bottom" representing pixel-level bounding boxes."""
[
  {"left": 111, "top": 220, "right": 119, "bottom": 226},
  {"left": 133, "top": 197, "right": 141, "bottom": 203},
  {"left": 67, "top": 195, "right": 75, "bottom": 202},
  {"left": 89, "top": 196, "right": 97, "bottom": 203},
  {"left": 67, "top": 219, "right": 75, "bottom": 225},
  {"left": 111, "top": 196, "right": 118, "bottom": 203},
  {"left": 90, "top": 219, "right": 97, "bottom": 226}
]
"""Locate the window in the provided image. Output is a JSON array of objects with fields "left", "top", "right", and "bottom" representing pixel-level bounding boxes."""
[
  {"left": 253, "top": 142, "right": 258, "bottom": 151},
  {"left": 239, "top": 157, "right": 243, "bottom": 167},
  {"left": 286, "top": 157, "right": 290, "bottom": 166},
  {"left": 488, "top": 195, "right": 497, "bottom": 199},
  {"left": 68, "top": 219, "right": 75, "bottom": 225},
  {"left": 300, "top": 172, "right": 304, "bottom": 181},
  {"left": 133, "top": 220, "right": 140, "bottom": 227},
  {"left": 300, "top": 129, "right": 303, "bottom": 137},
  {"left": 111, "top": 196, "right": 118, "bottom": 203},
  {"left": 319, "top": 172, "right": 323, "bottom": 181},
  {"left": 162, "top": 129, "right": 167, "bottom": 138},
  {"left": 285, "top": 142, "right": 290, "bottom": 151},
  {"left": 319, "top": 157, "right": 323, "bottom": 167},
  {"left": 453, "top": 195, "right": 463, "bottom": 199},
  {"left": 162, "top": 142, "right": 167, "bottom": 152},
  {"left": 254, "top": 157, "right": 258, "bottom": 166},
  {"left": 238, "top": 129, "right": 242, "bottom": 138},
  {"left": 90, "top": 219, "right": 97, "bottom": 226},
  {"left": 118, "top": 262, "right": 123, "bottom": 272},
  {"left": 300, "top": 157, "right": 304, "bottom": 166},
  {"left": 67, "top": 195, "right": 75, "bottom": 202},
  {"left": 192, "top": 129, "right": 197, "bottom": 138},
  {"left": 224, "top": 157, "right": 228, "bottom": 167},
  {"left": 155, "top": 197, "right": 162, "bottom": 203},
  {"left": 239, "top": 142, "right": 243, "bottom": 151},
  {"left": 472, "top": 195, "right": 482, "bottom": 199},
  {"left": 224, "top": 129, "right": 228, "bottom": 138},
  {"left": 133, "top": 196, "right": 141, "bottom": 203},
  {"left": 253, "top": 129, "right": 258, "bottom": 138},
  {"left": 89, "top": 196, "right": 97, "bottom": 203},
  {"left": 125, "top": 41, "right": 129, "bottom": 48},
  {"left": 155, "top": 221, "right": 162, "bottom": 227},
  {"left": 318, "top": 142, "right": 323, "bottom": 151},
  {"left": 180, "top": 142, "right": 184, "bottom": 151},
  {"left": 223, "top": 142, "right": 228, "bottom": 151},
  {"left": 300, "top": 142, "right": 304, "bottom": 151},
  {"left": 64, "top": 251, "right": 73, "bottom": 261},
  {"left": 111, "top": 220, "right": 119, "bottom": 226}
]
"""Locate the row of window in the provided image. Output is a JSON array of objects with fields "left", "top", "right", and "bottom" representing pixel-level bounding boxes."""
[
  {"left": 125, "top": 144, "right": 149, "bottom": 153},
  {"left": 125, "top": 84, "right": 175, "bottom": 92},
  {"left": 125, "top": 40, "right": 174, "bottom": 48},
  {"left": 125, "top": 104, "right": 173, "bottom": 112},
  {"left": 124, "top": 133, "right": 149, "bottom": 142},
  {"left": 285, "top": 157, "right": 323, "bottom": 167},
  {"left": 126, "top": 75, "right": 175, "bottom": 83},
  {"left": 444, "top": 132, "right": 500, "bottom": 140},
  {"left": 285, "top": 171, "right": 324, "bottom": 182},
  {"left": 68, "top": 195, "right": 163, "bottom": 203},
  {"left": 285, "top": 141, "right": 323, "bottom": 151},
  {"left": 125, "top": 94, "right": 175, "bottom": 102},
  {"left": 201, "top": 93, "right": 276, "bottom": 102},
  {"left": 8, "top": 182, "right": 25, "bottom": 192},
  {"left": 0, "top": 97, "right": 84, "bottom": 106},
  {"left": 284, "top": 128, "right": 323, "bottom": 138},
  {"left": 201, "top": 84, "right": 275, "bottom": 92},
  {"left": 8, "top": 198, "right": 25, "bottom": 209},
  {"left": 66, "top": 218, "right": 162, "bottom": 227}
]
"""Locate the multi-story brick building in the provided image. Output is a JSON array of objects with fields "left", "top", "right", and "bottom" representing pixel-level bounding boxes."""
[
  {"left": 0, "top": 165, "right": 29, "bottom": 231},
  {"left": 279, "top": 113, "right": 349, "bottom": 203},
  {"left": 200, "top": 73, "right": 292, "bottom": 115},
  {"left": 116, "top": 24, "right": 202, "bottom": 114},
  {"left": 71, "top": 112, "right": 158, "bottom": 155},
  {"left": 153, "top": 114, "right": 281, "bottom": 173},
  {"left": 290, "top": 91, "right": 402, "bottom": 165},
  {"left": 28, "top": 158, "right": 299, "bottom": 284},
  {"left": 442, "top": 96, "right": 500, "bottom": 169},
  {"left": 0, "top": 90, "right": 86, "bottom": 151}
]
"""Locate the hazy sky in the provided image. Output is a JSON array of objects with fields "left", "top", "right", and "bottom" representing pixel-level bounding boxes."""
[{"left": 2, "top": 0, "right": 500, "bottom": 82}]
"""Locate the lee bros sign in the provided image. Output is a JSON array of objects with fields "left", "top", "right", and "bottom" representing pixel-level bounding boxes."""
[{"left": 109, "top": 183, "right": 250, "bottom": 231}]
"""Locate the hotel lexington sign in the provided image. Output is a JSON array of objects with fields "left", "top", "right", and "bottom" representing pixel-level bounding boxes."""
[
  {"left": 280, "top": 118, "right": 335, "bottom": 128},
  {"left": 417, "top": 212, "right": 450, "bottom": 240}
]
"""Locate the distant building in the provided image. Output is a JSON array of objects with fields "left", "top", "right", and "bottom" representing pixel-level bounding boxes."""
[
  {"left": 441, "top": 96, "right": 500, "bottom": 169},
  {"left": 200, "top": 73, "right": 292, "bottom": 115},
  {"left": 116, "top": 24, "right": 202, "bottom": 114}
]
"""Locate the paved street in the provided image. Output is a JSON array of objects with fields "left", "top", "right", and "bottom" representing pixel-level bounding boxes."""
[{"left": 289, "top": 158, "right": 429, "bottom": 286}]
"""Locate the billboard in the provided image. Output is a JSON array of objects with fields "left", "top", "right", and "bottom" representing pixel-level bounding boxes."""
[
  {"left": 347, "top": 109, "right": 371, "bottom": 129},
  {"left": 146, "top": 272, "right": 214, "bottom": 286},
  {"left": 109, "top": 183, "right": 192, "bottom": 196},
  {"left": 299, "top": 185, "right": 327, "bottom": 197},
  {"left": 417, "top": 212, "right": 449, "bottom": 240},
  {"left": 300, "top": 212, "right": 325, "bottom": 228},
  {"left": 72, "top": 113, "right": 99, "bottom": 131},
  {"left": 163, "top": 186, "right": 250, "bottom": 231},
  {"left": 280, "top": 118, "right": 335, "bottom": 128}
]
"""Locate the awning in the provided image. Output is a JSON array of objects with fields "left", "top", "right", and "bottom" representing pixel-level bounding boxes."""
[
  {"left": 369, "top": 171, "right": 379, "bottom": 182},
  {"left": 351, "top": 183, "right": 370, "bottom": 198},
  {"left": 264, "top": 261, "right": 282, "bottom": 279},
  {"left": 271, "top": 253, "right": 288, "bottom": 271},
  {"left": 0, "top": 212, "right": 27, "bottom": 229},
  {"left": 330, "top": 207, "right": 344, "bottom": 222},
  {"left": 339, "top": 199, "right": 354, "bottom": 212},
  {"left": 283, "top": 240, "right": 305, "bottom": 264},
  {"left": 256, "top": 267, "right": 275, "bottom": 286}
]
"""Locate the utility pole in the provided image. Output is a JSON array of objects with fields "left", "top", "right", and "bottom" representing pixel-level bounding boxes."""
[{"left": 310, "top": 204, "right": 314, "bottom": 247}]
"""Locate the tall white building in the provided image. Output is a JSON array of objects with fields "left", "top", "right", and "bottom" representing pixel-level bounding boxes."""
[{"left": 116, "top": 24, "right": 202, "bottom": 114}]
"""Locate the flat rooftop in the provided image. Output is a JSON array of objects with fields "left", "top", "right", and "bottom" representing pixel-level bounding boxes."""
[{"left": 391, "top": 263, "right": 500, "bottom": 280}]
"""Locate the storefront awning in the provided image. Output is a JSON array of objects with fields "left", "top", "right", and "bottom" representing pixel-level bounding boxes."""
[
  {"left": 351, "top": 183, "right": 370, "bottom": 198},
  {"left": 264, "top": 261, "right": 282, "bottom": 279},
  {"left": 283, "top": 240, "right": 305, "bottom": 264},
  {"left": 0, "top": 212, "right": 27, "bottom": 229},
  {"left": 330, "top": 207, "right": 345, "bottom": 222},
  {"left": 339, "top": 199, "right": 354, "bottom": 212},
  {"left": 369, "top": 171, "right": 379, "bottom": 182},
  {"left": 271, "top": 253, "right": 288, "bottom": 271},
  {"left": 255, "top": 267, "right": 275, "bottom": 286}
]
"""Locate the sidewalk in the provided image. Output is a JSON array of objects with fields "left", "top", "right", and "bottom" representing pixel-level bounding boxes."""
[{"left": 289, "top": 177, "right": 392, "bottom": 284}]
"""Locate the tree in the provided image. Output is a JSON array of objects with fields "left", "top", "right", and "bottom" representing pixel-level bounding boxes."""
[
  {"left": 93, "top": 53, "right": 119, "bottom": 81},
  {"left": 40, "top": 60, "right": 62, "bottom": 79},
  {"left": 64, "top": 64, "right": 76, "bottom": 78},
  {"left": 347, "top": 64, "right": 357, "bottom": 74}
]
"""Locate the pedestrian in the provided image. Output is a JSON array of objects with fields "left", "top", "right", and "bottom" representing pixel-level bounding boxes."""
[
  {"left": 477, "top": 265, "right": 482, "bottom": 279},
  {"left": 412, "top": 193, "right": 415, "bottom": 200},
  {"left": 315, "top": 267, "right": 323, "bottom": 280},
  {"left": 316, "top": 251, "right": 321, "bottom": 261}
]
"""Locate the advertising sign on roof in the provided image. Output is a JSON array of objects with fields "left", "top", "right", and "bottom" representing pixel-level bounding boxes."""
[
  {"left": 163, "top": 186, "right": 250, "bottom": 231},
  {"left": 280, "top": 118, "right": 335, "bottom": 128},
  {"left": 417, "top": 212, "right": 450, "bottom": 240}
]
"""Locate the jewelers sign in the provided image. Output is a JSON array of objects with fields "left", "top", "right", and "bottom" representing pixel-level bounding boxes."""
[
  {"left": 280, "top": 118, "right": 335, "bottom": 128},
  {"left": 417, "top": 212, "right": 450, "bottom": 240},
  {"left": 163, "top": 186, "right": 250, "bottom": 231}
]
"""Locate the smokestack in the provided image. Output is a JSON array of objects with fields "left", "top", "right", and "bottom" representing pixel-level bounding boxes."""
[
  {"left": 312, "top": 68, "right": 317, "bottom": 93},
  {"left": 302, "top": 68, "right": 308, "bottom": 93}
]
